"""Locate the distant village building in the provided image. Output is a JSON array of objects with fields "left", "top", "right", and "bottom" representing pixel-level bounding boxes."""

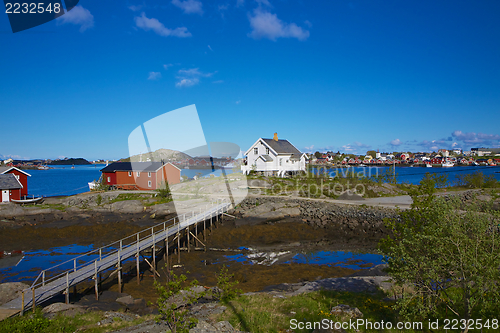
[
  {"left": 0, "top": 167, "right": 31, "bottom": 202},
  {"left": 438, "top": 149, "right": 449, "bottom": 157},
  {"left": 471, "top": 148, "right": 500, "bottom": 156},
  {"left": 100, "top": 162, "right": 181, "bottom": 190},
  {"left": 241, "top": 133, "right": 308, "bottom": 177}
]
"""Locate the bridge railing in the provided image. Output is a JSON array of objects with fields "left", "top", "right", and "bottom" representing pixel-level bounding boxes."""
[{"left": 21, "top": 198, "right": 230, "bottom": 307}]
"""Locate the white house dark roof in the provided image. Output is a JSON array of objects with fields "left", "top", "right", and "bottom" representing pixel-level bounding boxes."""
[
  {"left": 0, "top": 174, "right": 22, "bottom": 190},
  {"left": 261, "top": 139, "right": 302, "bottom": 155},
  {"left": 260, "top": 155, "right": 273, "bottom": 162}
]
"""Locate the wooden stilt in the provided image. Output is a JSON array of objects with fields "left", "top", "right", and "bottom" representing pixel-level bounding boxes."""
[
  {"left": 32, "top": 288, "right": 36, "bottom": 313},
  {"left": 117, "top": 251, "right": 122, "bottom": 293},
  {"left": 136, "top": 233, "right": 140, "bottom": 285},
  {"left": 195, "top": 222, "right": 198, "bottom": 247},
  {"left": 166, "top": 237, "right": 169, "bottom": 272},
  {"left": 177, "top": 232, "right": 181, "bottom": 263},
  {"left": 136, "top": 253, "right": 140, "bottom": 285},
  {"left": 94, "top": 261, "right": 99, "bottom": 300},
  {"left": 152, "top": 244, "right": 156, "bottom": 282},
  {"left": 65, "top": 272, "right": 69, "bottom": 304},
  {"left": 187, "top": 226, "right": 190, "bottom": 253}
]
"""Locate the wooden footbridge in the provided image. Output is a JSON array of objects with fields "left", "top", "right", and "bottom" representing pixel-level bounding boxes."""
[{"left": 0, "top": 198, "right": 232, "bottom": 319}]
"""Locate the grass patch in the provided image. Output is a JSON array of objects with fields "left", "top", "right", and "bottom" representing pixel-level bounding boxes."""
[
  {"left": 23, "top": 203, "right": 66, "bottom": 211},
  {"left": 217, "top": 290, "right": 400, "bottom": 333},
  {"left": 107, "top": 193, "right": 151, "bottom": 204},
  {"left": 0, "top": 309, "right": 150, "bottom": 333}
]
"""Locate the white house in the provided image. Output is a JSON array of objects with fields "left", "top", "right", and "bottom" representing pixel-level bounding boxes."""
[{"left": 241, "top": 133, "right": 308, "bottom": 177}]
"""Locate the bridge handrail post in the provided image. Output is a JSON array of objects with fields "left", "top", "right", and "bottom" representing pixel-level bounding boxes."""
[
  {"left": 74, "top": 259, "right": 76, "bottom": 272},
  {"left": 120, "top": 240, "right": 123, "bottom": 252},
  {"left": 42, "top": 271, "right": 45, "bottom": 286},
  {"left": 99, "top": 248, "right": 102, "bottom": 261}
]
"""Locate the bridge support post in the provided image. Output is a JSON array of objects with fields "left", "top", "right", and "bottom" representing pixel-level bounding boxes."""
[
  {"left": 195, "top": 222, "right": 198, "bottom": 247},
  {"left": 177, "top": 232, "right": 181, "bottom": 264},
  {"left": 136, "top": 254, "right": 140, "bottom": 285},
  {"left": 65, "top": 272, "right": 69, "bottom": 304},
  {"left": 94, "top": 260, "right": 99, "bottom": 300},
  {"left": 32, "top": 288, "right": 35, "bottom": 313},
  {"left": 136, "top": 233, "right": 140, "bottom": 285},
  {"left": 187, "top": 226, "right": 190, "bottom": 253},
  {"left": 118, "top": 251, "right": 122, "bottom": 293},
  {"left": 152, "top": 244, "right": 156, "bottom": 282}
]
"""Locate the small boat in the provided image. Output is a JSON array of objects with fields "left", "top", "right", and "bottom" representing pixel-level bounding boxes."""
[
  {"left": 88, "top": 181, "right": 98, "bottom": 191},
  {"left": 426, "top": 164, "right": 432, "bottom": 168},
  {"left": 11, "top": 197, "right": 44, "bottom": 205},
  {"left": 37, "top": 165, "right": 49, "bottom": 170},
  {"left": 442, "top": 162, "right": 454, "bottom": 167},
  {"left": 221, "top": 163, "right": 236, "bottom": 169}
]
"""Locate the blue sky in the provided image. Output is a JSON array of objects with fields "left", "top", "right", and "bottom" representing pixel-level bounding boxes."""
[{"left": 1, "top": 0, "right": 500, "bottom": 160}]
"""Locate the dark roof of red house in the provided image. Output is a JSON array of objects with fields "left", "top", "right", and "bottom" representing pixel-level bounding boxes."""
[
  {"left": 101, "top": 162, "right": 167, "bottom": 173},
  {"left": 0, "top": 174, "right": 22, "bottom": 190}
]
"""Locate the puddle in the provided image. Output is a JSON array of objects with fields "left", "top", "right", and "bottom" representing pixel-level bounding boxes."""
[
  {"left": 217, "top": 248, "right": 384, "bottom": 269},
  {"left": 0, "top": 244, "right": 138, "bottom": 284},
  {"left": 0, "top": 245, "right": 384, "bottom": 286}
]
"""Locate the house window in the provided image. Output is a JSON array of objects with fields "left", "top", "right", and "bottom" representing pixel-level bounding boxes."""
[
  {"left": 148, "top": 172, "right": 151, "bottom": 177},
  {"left": 266, "top": 147, "right": 270, "bottom": 154},
  {"left": 148, "top": 181, "right": 152, "bottom": 187},
  {"left": 254, "top": 148, "right": 258, "bottom": 155},
  {"left": 107, "top": 177, "right": 111, "bottom": 183},
  {"left": 136, "top": 172, "right": 140, "bottom": 177},
  {"left": 280, "top": 159, "right": 282, "bottom": 166},
  {"left": 128, "top": 171, "right": 132, "bottom": 177}
]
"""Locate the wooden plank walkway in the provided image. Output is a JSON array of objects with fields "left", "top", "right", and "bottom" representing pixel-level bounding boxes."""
[{"left": 0, "top": 200, "right": 231, "bottom": 318}]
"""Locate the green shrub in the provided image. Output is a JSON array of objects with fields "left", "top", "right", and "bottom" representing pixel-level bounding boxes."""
[
  {"left": 216, "top": 265, "right": 242, "bottom": 303},
  {"left": 155, "top": 271, "right": 202, "bottom": 333}
]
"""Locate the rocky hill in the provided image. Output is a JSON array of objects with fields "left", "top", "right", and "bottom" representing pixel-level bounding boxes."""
[{"left": 122, "top": 148, "right": 191, "bottom": 162}]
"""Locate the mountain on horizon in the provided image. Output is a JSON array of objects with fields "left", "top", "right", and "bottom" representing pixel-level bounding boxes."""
[{"left": 121, "top": 148, "right": 192, "bottom": 163}]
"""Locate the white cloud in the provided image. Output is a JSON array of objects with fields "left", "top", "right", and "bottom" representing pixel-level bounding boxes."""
[
  {"left": 304, "top": 145, "right": 314, "bottom": 152},
  {"left": 256, "top": 0, "right": 272, "bottom": 7},
  {"left": 390, "top": 138, "right": 401, "bottom": 146},
  {"left": 163, "top": 64, "right": 174, "bottom": 70},
  {"left": 178, "top": 68, "right": 214, "bottom": 77},
  {"left": 248, "top": 9, "right": 309, "bottom": 41},
  {"left": 57, "top": 6, "right": 94, "bottom": 32},
  {"left": 148, "top": 72, "right": 162, "bottom": 80},
  {"left": 304, "top": 20, "right": 312, "bottom": 28},
  {"left": 208, "top": 45, "right": 213, "bottom": 52},
  {"left": 341, "top": 142, "right": 370, "bottom": 153},
  {"left": 176, "top": 78, "right": 199, "bottom": 87},
  {"left": 452, "top": 130, "right": 500, "bottom": 144},
  {"left": 235, "top": 100, "right": 241, "bottom": 104},
  {"left": 134, "top": 13, "right": 192, "bottom": 37},
  {"left": 175, "top": 68, "right": 215, "bottom": 87},
  {"left": 236, "top": 0, "right": 245, "bottom": 7},
  {"left": 171, "top": 0, "right": 203, "bottom": 15},
  {"left": 212, "top": 80, "right": 224, "bottom": 83},
  {"left": 128, "top": 5, "right": 143, "bottom": 11}
]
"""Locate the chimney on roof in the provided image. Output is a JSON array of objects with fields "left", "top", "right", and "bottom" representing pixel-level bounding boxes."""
[{"left": 273, "top": 132, "right": 278, "bottom": 141}]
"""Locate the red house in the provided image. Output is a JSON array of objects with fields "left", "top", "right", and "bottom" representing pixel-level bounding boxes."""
[
  {"left": 100, "top": 162, "right": 181, "bottom": 190},
  {"left": 0, "top": 174, "right": 23, "bottom": 202},
  {"left": 0, "top": 166, "right": 31, "bottom": 200}
]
